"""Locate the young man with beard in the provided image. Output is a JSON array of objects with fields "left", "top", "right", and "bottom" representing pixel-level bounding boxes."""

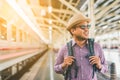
[{"left": 54, "top": 13, "right": 107, "bottom": 80}]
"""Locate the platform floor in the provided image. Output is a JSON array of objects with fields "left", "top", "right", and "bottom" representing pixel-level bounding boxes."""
[{"left": 20, "top": 50, "right": 64, "bottom": 80}]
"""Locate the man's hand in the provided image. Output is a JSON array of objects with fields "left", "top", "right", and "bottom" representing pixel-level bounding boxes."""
[
  {"left": 62, "top": 56, "right": 75, "bottom": 69},
  {"left": 89, "top": 56, "right": 102, "bottom": 69}
]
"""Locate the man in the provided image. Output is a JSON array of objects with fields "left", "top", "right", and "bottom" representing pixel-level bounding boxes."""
[{"left": 54, "top": 13, "right": 107, "bottom": 80}]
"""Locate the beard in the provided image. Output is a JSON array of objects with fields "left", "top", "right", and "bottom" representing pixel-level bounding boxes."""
[{"left": 76, "top": 35, "right": 87, "bottom": 41}]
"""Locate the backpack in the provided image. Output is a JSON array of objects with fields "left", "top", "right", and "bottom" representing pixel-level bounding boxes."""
[{"left": 64, "top": 38, "right": 96, "bottom": 80}]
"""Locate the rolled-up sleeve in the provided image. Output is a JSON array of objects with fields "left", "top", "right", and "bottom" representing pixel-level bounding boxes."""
[{"left": 54, "top": 45, "right": 67, "bottom": 74}]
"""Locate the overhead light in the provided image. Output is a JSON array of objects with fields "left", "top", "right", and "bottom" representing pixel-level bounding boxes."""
[
  {"left": 40, "top": 9, "right": 46, "bottom": 16},
  {"left": 49, "top": 26, "right": 52, "bottom": 31},
  {"left": 118, "top": 20, "right": 120, "bottom": 24},
  {"left": 102, "top": 25, "right": 108, "bottom": 29},
  {"left": 49, "top": 26, "right": 52, "bottom": 44},
  {"left": 48, "top": 6, "right": 52, "bottom": 13},
  {"left": 48, "top": 19, "right": 52, "bottom": 24}
]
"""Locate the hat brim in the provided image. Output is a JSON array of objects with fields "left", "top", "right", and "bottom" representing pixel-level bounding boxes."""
[{"left": 67, "top": 18, "right": 91, "bottom": 31}]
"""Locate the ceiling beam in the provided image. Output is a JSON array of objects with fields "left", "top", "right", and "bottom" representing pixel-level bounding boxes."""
[
  {"left": 79, "top": 0, "right": 88, "bottom": 10},
  {"left": 96, "top": 0, "right": 119, "bottom": 20},
  {"left": 51, "top": 13, "right": 67, "bottom": 26},
  {"left": 30, "top": 5, "right": 75, "bottom": 15},
  {"left": 58, "top": 0, "right": 80, "bottom": 13},
  {"left": 35, "top": 17, "right": 58, "bottom": 23},
  {"left": 53, "top": 8, "right": 74, "bottom": 14},
  {"left": 38, "top": 23, "right": 64, "bottom": 33},
  {"left": 60, "top": 0, "right": 73, "bottom": 22}
]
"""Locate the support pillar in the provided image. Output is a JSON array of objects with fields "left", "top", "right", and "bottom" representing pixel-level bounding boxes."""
[
  {"left": 7, "top": 24, "right": 12, "bottom": 42},
  {"left": 88, "top": 0, "right": 95, "bottom": 38},
  {"left": 16, "top": 27, "right": 20, "bottom": 42}
]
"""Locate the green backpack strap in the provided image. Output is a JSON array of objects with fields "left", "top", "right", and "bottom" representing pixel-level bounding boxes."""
[
  {"left": 88, "top": 38, "right": 96, "bottom": 78},
  {"left": 64, "top": 40, "right": 73, "bottom": 80},
  {"left": 64, "top": 40, "right": 78, "bottom": 80},
  {"left": 67, "top": 40, "right": 73, "bottom": 56}
]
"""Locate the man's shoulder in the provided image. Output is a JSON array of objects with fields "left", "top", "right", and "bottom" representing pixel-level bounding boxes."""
[
  {"left": 94, "top": 42, "right": 101, "bottom": 46},
  {"left": 94, "top": 42, "right": 102, "bottom": 50},
  {"left": 59, "top": 40, "right": 74, "bottom": 51},
  {"left": 59, "top": 44, "right": 68, "bottom": 52}
]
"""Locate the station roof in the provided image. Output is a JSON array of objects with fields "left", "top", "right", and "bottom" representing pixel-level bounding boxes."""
[{"left": 0, "top": 0, "right": 120, "bottom": 44}]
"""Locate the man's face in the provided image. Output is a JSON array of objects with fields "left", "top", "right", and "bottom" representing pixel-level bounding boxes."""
[{"left": 71, "top": 21, "right": 90, "bottom": 40}]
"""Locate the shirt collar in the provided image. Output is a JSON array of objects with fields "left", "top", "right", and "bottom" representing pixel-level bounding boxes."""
[
  {"left": 71, "top": 39, "right": 88, "bottom": 47},
  {"left": 71, "top": 39, "right": 76, "bottom": 47}
]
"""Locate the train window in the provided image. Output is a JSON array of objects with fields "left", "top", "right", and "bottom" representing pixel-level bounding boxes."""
[
  {"left": 0, "top": 17, "right": 7, "bottom": 40},
  {"left": 24, "top": 32, "right": 27, "bottom": 42},
  {"left": 19, "top": 29, "right": 22, "bottom": 41},
  {"left": 0, "top": 24, "right": 7, "bottom": 40},
  {"left": 11, "top": 24, "right": 16, "bottom": 42}
]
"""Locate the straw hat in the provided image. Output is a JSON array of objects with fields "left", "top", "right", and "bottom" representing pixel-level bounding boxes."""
[{"left": 67, "top": 13, "right": 91, "bottom": 31}]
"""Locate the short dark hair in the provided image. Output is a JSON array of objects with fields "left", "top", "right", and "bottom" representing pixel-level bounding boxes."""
[{"left": 69, "top": 25, "right": 77, "bottom": 36}]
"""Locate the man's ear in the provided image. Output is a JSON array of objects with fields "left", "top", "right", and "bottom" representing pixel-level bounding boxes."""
[{"left": 70, "top": 28, "right": 75, "bottom": 33}]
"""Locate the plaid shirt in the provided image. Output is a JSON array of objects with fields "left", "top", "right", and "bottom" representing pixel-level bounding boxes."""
[{"left": 54, "top": 40, "right": 108, "bottom": 80}]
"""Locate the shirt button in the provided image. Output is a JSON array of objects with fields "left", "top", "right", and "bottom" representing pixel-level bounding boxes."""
[
  {"left": 81, "top": 57, "right": 83, "bottom": 60},
  {"left": 82, "top": 74, "right": 83, "bottom": 78}
]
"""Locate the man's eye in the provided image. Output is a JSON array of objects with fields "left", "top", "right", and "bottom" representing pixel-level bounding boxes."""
[
  {"left": 80, "top": 25, "right": 85, "bottom": 29},
  {"left": 87, "top": 25, "right": 91, "bottom": 28}
]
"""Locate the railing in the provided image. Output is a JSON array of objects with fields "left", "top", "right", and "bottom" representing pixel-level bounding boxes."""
[{"left": 0, "top": 48, "right": 48, "bottom": 80}]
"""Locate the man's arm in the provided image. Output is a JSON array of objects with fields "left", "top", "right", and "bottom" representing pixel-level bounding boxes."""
[
  {"left": 54, "top": 45, "right": 67, "bottom": 74},
  {"left": 54, "top": 45, "right": 75, "bottom": 74},
  {"left": 89, "top": 43, "right": 108, "bottom": 73}
]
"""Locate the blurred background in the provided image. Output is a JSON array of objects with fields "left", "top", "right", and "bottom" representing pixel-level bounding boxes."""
[{"left": 0, "top": 0, "right": 120, "bottom": 80}]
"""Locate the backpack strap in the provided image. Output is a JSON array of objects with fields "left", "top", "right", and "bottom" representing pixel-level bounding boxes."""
[
  {"left": 88, "top": 38, "right": 96, "bottom": 78},
  {"left": 64, "top": 40, "right": 72, "bottom": 80},
  {"left": 67, "top": 40, "right": 73, "bottom": 56},
  {"left": 88, "top": 38, "right": 95, "bottom": 56},
  {"left": 64, "top": 40, "right": 78, "bottom": 80}
]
